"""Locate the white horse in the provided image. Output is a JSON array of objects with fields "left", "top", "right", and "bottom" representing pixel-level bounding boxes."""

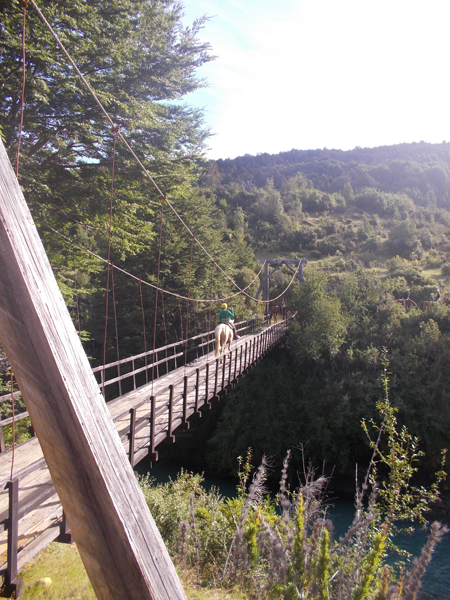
[{"left": 214, "top": 321, "right": 233, "bottom": 357}]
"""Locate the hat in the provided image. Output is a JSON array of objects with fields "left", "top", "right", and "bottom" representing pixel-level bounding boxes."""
[{"left": 221, "top": 303, "right": 227, "bottom": 309}]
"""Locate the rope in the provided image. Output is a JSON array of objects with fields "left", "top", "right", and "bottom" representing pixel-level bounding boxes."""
[
  {"left": 207, "top": 261, "right": 215, "bottom": 333},
  {"left": 43, "top": 224, "right": 276, "bottom": 303},
  {"left": 73, "top": 246, "right": 81, "bottom": 333},
  {"left": 178, "top": 296, "right": 183, "bottom": 342},
  {"left": 15, "top": 0, "right": 28, "bottom": 176},
  {"left": 111, "top": 267, "right": 120, "bottom": 366},
  {"left": 184, "top": 236, "right": 194, "bottom": 368},
  {"left": 151, "top": 199, "right": 164, "bottom": 389},
  {"left": 102, "top": 128, "right": 118, "bottom": 382},
  {"left": 139, "top": 280, "right": 147, "bottom": 353},
  {"left": 10, "top": 371, "right": 15, "bottom": 480}
]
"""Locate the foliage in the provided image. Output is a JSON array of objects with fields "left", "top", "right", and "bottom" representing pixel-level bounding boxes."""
[
  {"left": 140, "top": 374, "right": 448, "bottom": 598},
  {"left": 0, "top": 0, "right": 262, "bottom": 363},
  {"left": 204, "top": 265, "right": 450, "bottom": 480}
]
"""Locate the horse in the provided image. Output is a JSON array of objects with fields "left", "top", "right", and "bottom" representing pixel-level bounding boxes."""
[
  {"left": 214, "top": 321, "right": 233, "bottom": 358},
  {"left": 396, "top": 298, "right": 412, "bottom": 310},
  {"left": 396, "top": 298, "right": 419, "bottom": 311},
  {"left": 281, "top": 305, "right": 289, "bottom": 320},
  {"left": 270, "top": 305, "right": 280, "bottom": 323}
]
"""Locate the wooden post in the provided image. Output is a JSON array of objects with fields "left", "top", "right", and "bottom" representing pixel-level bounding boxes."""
[
  {"left": 0, "top": 140, "right": 186, "bottom": 600},
  {"left": 4, "top": 478, "right": 23, "bottom": 598},
  {"left": 182, "top": 376, "right": 189, "bottom": 427},
  {"left": 194, "top": 368, "right": 200, "bottom": 415},
  {"left": 128, "top": 407, "right": 137, "bottom": 466},
  {"left": 58, "top": 509, "right": 73, "bottom": 544},
  {"left": 204, "top": 362, "right": 210, "bottom": 408},
  {"left": 167, "top": 385, "right": 175, "bottom": 443},
  {"left": 150, "top": 395, "right": 158, "bottom": 463}
]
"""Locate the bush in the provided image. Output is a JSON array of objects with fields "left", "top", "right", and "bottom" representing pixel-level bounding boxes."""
[{"left": 139, "top": 357, "right": 448, "bottom": 598}]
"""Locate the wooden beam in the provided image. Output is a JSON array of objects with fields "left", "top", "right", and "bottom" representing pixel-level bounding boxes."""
[{"left": 0, "top": 139, "right": 186, "bottom": 600}]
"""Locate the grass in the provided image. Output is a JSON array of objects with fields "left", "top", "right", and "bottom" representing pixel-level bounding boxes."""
[{"left": 13, "top": 542, "right": 248, "bottom": 600}]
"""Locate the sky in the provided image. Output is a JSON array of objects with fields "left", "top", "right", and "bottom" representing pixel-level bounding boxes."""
[{"left": 180, "top": 0, "right": 450, "bottom": 160}]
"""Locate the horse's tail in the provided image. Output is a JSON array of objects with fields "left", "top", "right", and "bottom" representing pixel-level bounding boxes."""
[{"left": 214, "top": 326, "right": 221, "bottom": 357}]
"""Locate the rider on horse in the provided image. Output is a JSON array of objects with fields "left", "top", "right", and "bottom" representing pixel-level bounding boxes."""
[
  {"left": 402, "top": 288, "right": 410, "bottom": 308},
  {"left": 219, "top": 303, "right": 240, "bottom": 340},
  {"left": 431, "top": 288, "right": 441, "bottom": 302}
]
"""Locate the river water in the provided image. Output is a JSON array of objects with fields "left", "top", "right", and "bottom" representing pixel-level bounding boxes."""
[
  {"left": 329, "top": 499, "right": 450, "bottom": 599},
  {"left": 144, "top": 460, "right": 450, "bottom": 599}
]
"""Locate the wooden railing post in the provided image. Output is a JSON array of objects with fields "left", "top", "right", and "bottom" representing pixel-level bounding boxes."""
[
  {"left": 204, "top": 362, "right": 210, "bottom": 408},
  {"left": 3, "top": 478, "right": 23, "bottom": 598},
  {"left": 0, "top": 427, "right": 5, "bottom": 453},
  {"left": 182, "top": 376, "right": 189, "bottom": 428},
  {"left": 239, "top": 346, "right": 243, "bottom": 378},
  {"left": 221, "top": 354, "right": 226, "bottom": 392},
  {"left": 128, "top": 407, "right": 137, "bottom": 466},
  {"left": 100, "top": 368, "right": 105, "bottom": 397},
  {"left": 214, "top": 358, "right": 219, "bottom": 399},
  {"left": 149, "top": 395, "right": 158, "bottom": 463},
  {"left": 58, "top": 509, "right": 73, "bottom": 544},
  {"left": 167, "top": 385, "right": 175, "bottom": 443},
  {"left": 117, "top": 364, "right": 122, "bottom": 397},
  {"left": 195, "top": 368, "right": 200, "bottom": 416}
]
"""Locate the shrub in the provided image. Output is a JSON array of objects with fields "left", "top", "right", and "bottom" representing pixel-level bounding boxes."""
[{"left": 139, "top": 354, "right": 448, "bottom": 598}]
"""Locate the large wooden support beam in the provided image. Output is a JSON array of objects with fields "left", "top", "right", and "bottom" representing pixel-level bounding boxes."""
[
  {"left": 255, "top": 258, "right": 307, "bottom": 302},
  {"left": 0, "top": 140, "right": 186, "bottom": 600}
]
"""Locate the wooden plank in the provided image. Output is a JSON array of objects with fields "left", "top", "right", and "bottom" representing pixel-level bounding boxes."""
[{"left": 0, "top": 139, "right": 186, "bottom": 600}]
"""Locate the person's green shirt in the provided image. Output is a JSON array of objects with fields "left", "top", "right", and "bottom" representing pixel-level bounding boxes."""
[{"left": 219, "top": 308, "right": 234, "bottom": 322}]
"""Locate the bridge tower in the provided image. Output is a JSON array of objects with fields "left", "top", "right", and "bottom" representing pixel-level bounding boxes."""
[{"left": 256, "top": 259, "right": 308, "bottom": 313}]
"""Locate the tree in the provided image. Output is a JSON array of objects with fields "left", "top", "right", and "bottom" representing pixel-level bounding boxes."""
[
  {"left": 0, "top": 0, "right": 224, "bottom": 352},
  {"left": 289, "top": 269, "right": 348, "bottom": 362},
  {"left": 1, "top": 0, "right": 214, "bottom": 254}
]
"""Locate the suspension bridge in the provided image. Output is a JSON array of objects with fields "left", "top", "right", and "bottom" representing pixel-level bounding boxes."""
[
  {"left": 0, "top": 2, "right": 307, "bottom": 596},
  {"left": 0, "top": 313, "right": 292, "bottom": 593}
]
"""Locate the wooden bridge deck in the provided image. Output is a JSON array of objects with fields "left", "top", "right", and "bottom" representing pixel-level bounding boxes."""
[{"left": 0, "top": 317, "right": 290, "bottom": 577}]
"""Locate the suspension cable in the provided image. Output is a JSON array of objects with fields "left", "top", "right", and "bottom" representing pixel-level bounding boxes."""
[
  {"left": 28, "top": 0, "right": 270, "bottom": 300},
  {"left": 15, "top": 0, "right": 28, "bottom": 176},
  {"left": 207, "top": 261, "right": 215, "bottom": 333},
  {"left": 139, "top": 280, "right": 147, "bottom": 354},
  {"left": 111, "top": 266, "right": 120, "bottom": 366},
  {"left": 73, "top": 246, "right": 81, "bottom": 333},
  {"left": 10, "top": 371, "right": 16, "bottom": 480},
  {"left": 43, "top": 223, "right": 270, "bottom": 302},
  {"left": 102, "top": 127, "right": 119, "bottom": 380},
  {"left": 184, "top": 236, "right": 194, "bottom": 368},
  {"left": 151, "top": 199, "right": 164, "bottom": 389}
]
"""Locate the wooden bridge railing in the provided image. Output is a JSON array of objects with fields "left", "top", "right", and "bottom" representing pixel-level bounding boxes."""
[
  {"left": 0, "top": 316, "right": 270, "bottom": 452},
  {"left": 0, "top": 316, "right": 292, "bottom": 594},
  {"left": 91, "top": 315, "right": 266, "bottom": 401},
  {"left": 111, "top": 315, "right": 292, "bottom": 466}
]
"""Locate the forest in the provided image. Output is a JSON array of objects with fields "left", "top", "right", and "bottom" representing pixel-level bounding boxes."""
[{"left": 1, "top": 0, "right": 450, "bottom": 507}]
